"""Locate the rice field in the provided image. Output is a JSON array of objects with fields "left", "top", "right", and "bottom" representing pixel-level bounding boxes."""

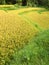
[
  {"left": 0, "top": 7, "right": 38, "bottom": 65},
  {"left": 19, "top": 8, "right": 49, "bottom": 29},
  {"left": 0, "top": 6, "right": 49, "bottom": 65}
]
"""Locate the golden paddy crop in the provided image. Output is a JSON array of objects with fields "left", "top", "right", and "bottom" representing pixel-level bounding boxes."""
[
  {"left": 0, "top": 7, "right": 49, "bottom": 65},
  {"left": 21, "top": 10, "right": 49, "bottom": 29},
  {"left": 0, "top": 9, "right": 38, "bottom": 65},
  {"left": 0, "top": 5, "right": 14, "bottom": 8}
]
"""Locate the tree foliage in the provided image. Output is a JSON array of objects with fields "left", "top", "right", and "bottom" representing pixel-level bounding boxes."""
[
  {"left": 0, "top": 0, "right": 49, "bottom": 8},
  {"left": 27, "top": 0, "right": 49, "bottom": 7}
]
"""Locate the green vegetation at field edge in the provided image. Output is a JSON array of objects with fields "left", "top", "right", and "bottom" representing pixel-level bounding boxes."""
[{"left": 9, "top": 29, "right": 49, "bottom": 65}]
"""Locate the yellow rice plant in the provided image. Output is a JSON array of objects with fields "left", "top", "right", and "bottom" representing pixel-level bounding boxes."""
[
  {"left": 23, "top": 11, "right": 49, "bottom": 29},
  {"left": 0, "top": 5, "right": 14, "bottom": 8},
  {"left": 0, "top": 10, "right": 38, "bottom": 65},
  {"left": 0, "top": 7, "right": 47, "bottom": 65}
]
